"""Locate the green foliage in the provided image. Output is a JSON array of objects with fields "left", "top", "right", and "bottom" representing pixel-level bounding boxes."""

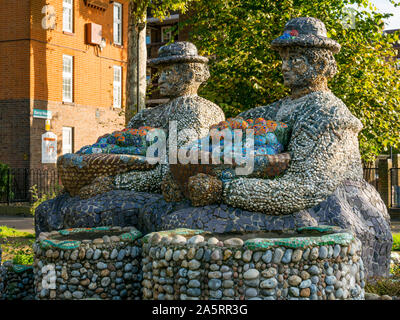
[
  {"left": 0, "top": 226, "right": 34, "bottom": 239},
  {"left": 130, "top": 0, "right": 199, "bottom": 23},
  {"left": 29, "top": 184, "right": 62, "bottom": 216},
  {"left": 366, "top": 276, "right": 400, "bottom": 296},
  {"left": 0, "top": 226, "right": 34, "bottom": 266},
  {"left": 183, "top": 0, "right": 400, "bottom": 163},
  {"left": 11, "top": 247, "right": 34, "bottom": 265},
  {"left": 393, "top": 233, "right": 400, "bottom": 251},
  {"left": 0, "top": 162, "right": 14, "bottom": 201}
]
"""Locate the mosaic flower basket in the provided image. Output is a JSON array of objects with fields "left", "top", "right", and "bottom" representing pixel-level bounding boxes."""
[
  {"left": 33, "top": 226, "right": 143, "bottom": 300},
  {"left": 169, "top": 152, "right": 291, "bottom": 198},
  {"left": 141, "top": 226, "right": 365, "bottom": 300},
  {"left": 58, "top": 153, "right": 157, "bottom": 196}
]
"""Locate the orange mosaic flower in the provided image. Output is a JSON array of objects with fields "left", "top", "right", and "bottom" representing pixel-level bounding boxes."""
[
  {"left": 126, "top": 129, "right": 138, "bottom": 135},
  {"left": 265, "top": 120, "right": 278, "bottom": 131},
  {"left": 228, "top": 117, "right": 249, "bottom": 130},
  {"left": 255, "top": 118, "right": 267, "bottom": 126},
  {"left": 139, "top": 126, "right": 153, "bottom": 131},
  {"left": 112, "top": 132, "right": 123, "bottom": 138},
  {"left": 252, "top": 125, "right": 269, "bottom": 135},
  {"left": 217, "top": 121, "right": 230, "bottom": 130},
  {"left": 246, "top": 119, "right": 254, "bottom": 126}
]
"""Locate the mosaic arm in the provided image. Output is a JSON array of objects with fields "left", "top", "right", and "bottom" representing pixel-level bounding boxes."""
[{"left": 222, "top": 101, "right": 363, "bottom": 214}]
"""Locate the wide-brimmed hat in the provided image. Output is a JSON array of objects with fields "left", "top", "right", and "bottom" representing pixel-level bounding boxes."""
[
  {"left": 271, "top": 17, "right": 341, "bottom": 54},
  {"left": 148, "top": 41, "right": 209, "bottom": 67}
]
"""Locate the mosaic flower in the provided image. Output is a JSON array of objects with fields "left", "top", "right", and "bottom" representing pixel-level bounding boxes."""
[
  {"left": 228, "top": 117, "right": 249, "bottom": 130},
  {"left": 252, "top": 125, "right": 269, "bottom": 135}
]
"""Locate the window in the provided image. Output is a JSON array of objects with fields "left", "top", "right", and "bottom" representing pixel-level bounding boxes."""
[
  {"left": 113, "top": 66, "right": 122, "bottom": 108},
  {"left": 146, "top": 29, "right": 151, "bottom": 44},
  {"left": 161, "top": 26, "right": 172, "bottom": 43},
  {"left": 63, "top": 55, "right": 73, "bottom": 102},
  {"left": 63, "top": 0, "right": 73, "bottom": 33},
  {"left": 113, "top": 2, "right": 122, "bottom": 45},
  {"left": 62, "top": 127, "right": 73, "bottom": 155}
]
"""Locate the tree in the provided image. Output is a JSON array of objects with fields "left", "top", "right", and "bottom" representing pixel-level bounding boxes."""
[
  {"left": 126, "top": 0, "right": 199, "bottom": 125},
  {"left": 182, "top": 0, "right": 400, "bottom": 164}
]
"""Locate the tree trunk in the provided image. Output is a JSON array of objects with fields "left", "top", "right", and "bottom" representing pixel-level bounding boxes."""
[{"left": 126, "top": 5, "right": 147, "bottom": 125}]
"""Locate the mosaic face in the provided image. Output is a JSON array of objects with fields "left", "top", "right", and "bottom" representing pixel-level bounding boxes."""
[
  {"left": 158, "top": 63, "right": 202, "bottom": 98},
  {"left": 279, "top": 47, "right": 314, "bottom": 88}
]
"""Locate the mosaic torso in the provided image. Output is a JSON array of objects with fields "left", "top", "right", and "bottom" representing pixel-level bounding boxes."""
[
  {"left": 223, "top": 90, "right": 364, "bottom": 214},
  {"left": 115, "top": 95, "right": 226, "bottom": 192}
]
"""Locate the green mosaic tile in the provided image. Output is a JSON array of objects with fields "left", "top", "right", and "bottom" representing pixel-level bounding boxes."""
[
  {"left": 120, "top": 229, "right": 143, "bottom": 242},
  {"left": 11, "top": 264, "right": 33, "bottom": 273},
  {"left": 244, "top": 232, "right": 354, "bottom": 251},
  {"left": 296, "top": 225, "right": 341, "bottom": 234},
  {"left": 40, "top": 239, "right": 81, "bottom": 250},
  {"left": 58, "top": 226, "right": 111, "bottom": 236}
]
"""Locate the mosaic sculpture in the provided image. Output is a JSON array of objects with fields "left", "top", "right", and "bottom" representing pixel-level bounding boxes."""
[
  {"left": 37, "top": 19, "right": 392, "bottom": 278},
  {"left": 57, "top": 42, "right": 225, "bottom": 197}
]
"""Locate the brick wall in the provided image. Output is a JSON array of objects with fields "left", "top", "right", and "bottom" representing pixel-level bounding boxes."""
[{"left": 0, "top": 99, "right": 30, "bottom": 169}]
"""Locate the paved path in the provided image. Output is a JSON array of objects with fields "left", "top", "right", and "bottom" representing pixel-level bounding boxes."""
[
  {"left": 0, "top": 216, "right": 399, "bottom": 236},
  {"left": 0, "top": 216, "right": 34, "bottom": 234}
]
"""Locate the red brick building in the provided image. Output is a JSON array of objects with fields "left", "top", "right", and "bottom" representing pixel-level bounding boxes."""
[{"left": 0, "top": 0, "right": 129, "bottom": 171}]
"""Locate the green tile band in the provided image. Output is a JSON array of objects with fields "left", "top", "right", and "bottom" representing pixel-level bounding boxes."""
[
  {"left": 58, "top": 226, "right": 112, "bottom": 236},
  {"left": 40, "top": 239, "right": 81, "bottom": 250},
  {"left": 120, "top": 230, "right": 143, "bottom": 241},
  {"left": 244, "top": 232, "right": 354, "bottom": 251},
  {"left": 11, "top": 264, "right": 33, "bottom": 273}
]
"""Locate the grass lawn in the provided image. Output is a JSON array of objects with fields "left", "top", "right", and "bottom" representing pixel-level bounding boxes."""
[
  {"left": 393, "top": 233, "right": 400, "bottom": 251},
  {"left": 0, "top": 226, "right": 35, "bottom": 265}
]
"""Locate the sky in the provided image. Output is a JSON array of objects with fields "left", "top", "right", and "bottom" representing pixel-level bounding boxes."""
[{"left": 352, "top": 0, "right": 400, "bottom": 30}]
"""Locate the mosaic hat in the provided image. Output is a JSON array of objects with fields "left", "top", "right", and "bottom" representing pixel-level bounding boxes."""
[
  {"left": 271, "top": 17, "right": 341, "bottom": 54},
  {"left": 148, "top": 41, "right": 209, "bottom": 67}
]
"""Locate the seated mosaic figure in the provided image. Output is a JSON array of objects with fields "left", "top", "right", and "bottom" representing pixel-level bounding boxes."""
[
  {"left": 219, "top": 20, "right": 364, "bottom": 215},
  {"left": 57, "top": 42, "right": 225, "bottom": 197}
]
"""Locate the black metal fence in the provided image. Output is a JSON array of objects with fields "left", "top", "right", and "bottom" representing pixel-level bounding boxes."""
[
  {"left": 391, "top": 168, "right": 400, "bottom": 208},
  {"left": 0, "top": 168, "right": 60, "bottom": 204},
  {"left": 0, "top": 166, "right": 392, "bottom": 205}
]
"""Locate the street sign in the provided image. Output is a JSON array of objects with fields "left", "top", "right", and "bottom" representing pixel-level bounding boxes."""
[
  {"left": 42, "top": 131, "right": 57, "bottom": 164},
  {"left": 34, "top": 109, "right": 52, "bottom": 119}
]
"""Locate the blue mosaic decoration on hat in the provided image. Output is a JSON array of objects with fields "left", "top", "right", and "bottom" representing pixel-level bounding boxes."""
[{"left": 271, "top": 17, "right": 341, "bottom": 53}]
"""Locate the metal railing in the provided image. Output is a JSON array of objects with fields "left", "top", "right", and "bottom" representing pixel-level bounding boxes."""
[
  {"left": 0, "top": 168, "right": 61, "bottom": 204},
  {"left": 391, "top": 167, "right": 400, "bottom": 208}
]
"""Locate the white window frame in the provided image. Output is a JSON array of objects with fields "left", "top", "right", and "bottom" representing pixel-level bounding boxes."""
[
  {"left": 113, "top": 2, "right": 123, "bottom": 45},
  {"left": 113, "top": 66, "right": 122, "bottom": 108},
  {"left": 63, "top": 55, "right": 73, "bottom": 103},
  {"left": 62, "top": 127, "right": 73, "bottom": 155},
  {"left": 63, "top": 0, "right": 73, "bottom": 33},
  {"left": 161, "top": 26, "right": 172, "bottom": 43}
]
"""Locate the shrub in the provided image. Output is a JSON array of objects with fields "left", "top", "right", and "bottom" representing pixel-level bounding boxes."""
[
  {"left": 0, "top": 162, "right": 14, "bottom": 201},
  {"left": 29, "top": 184, "right": 62, "bottom": 216},
  {"left": 365, "top": 277, "right": 400, "bottom": 297}
]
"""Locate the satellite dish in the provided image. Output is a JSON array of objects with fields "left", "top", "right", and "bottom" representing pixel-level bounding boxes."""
[{"left": 99, "top": 38, "right": 106, "bottom": 51}]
